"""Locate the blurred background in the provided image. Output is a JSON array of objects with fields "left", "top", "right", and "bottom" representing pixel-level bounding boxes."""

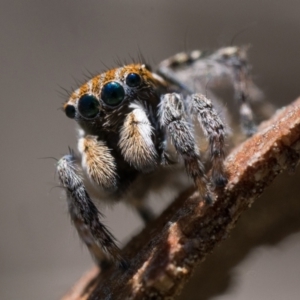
[{"left": 1, "top": 1, "right": 300, "bottom": 299}]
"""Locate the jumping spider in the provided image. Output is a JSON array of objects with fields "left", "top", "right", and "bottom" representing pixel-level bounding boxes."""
[{"left": 57, "top": 46, "right": 260, "bottom": 269}]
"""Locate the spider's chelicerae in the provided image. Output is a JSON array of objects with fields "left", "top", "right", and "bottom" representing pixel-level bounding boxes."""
[{"left": 57, "top": 46, "right": 262, "bottom": 269}]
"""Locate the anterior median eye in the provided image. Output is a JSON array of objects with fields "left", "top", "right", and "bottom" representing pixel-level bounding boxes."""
[
  {"left": 78, "top": 94, "right": 100, "bottom": 119},
  {"left": 101, "top": 81, "right": 125, "bottom": 106},
  {"left": 126, "top": 73, "right": 142, "bottom": 87}
]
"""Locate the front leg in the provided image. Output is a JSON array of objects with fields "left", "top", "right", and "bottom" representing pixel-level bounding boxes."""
[
  {"left": 68, "top": 201, "right": 111, "bottom": 269},
  {"left": 159, "top": 93, "right": 213, "bottom": 203},
  {"left": 57, "top": 152, "right": 127, "bottom": 269}
]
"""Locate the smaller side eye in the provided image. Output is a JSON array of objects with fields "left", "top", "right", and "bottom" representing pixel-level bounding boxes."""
[
  {"left": 78, "top": 94, "right": 100, "bottom": 119},
  {"left": 65, "top": 105, "right": 76, "bottom": 119},
  {"left": 126, "top": 73, "right": 142, "bottom": 88}
]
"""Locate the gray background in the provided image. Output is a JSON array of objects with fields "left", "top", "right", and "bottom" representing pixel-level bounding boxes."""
[{"left": 1, "top": 1, "right": 300, "bottom": 299}]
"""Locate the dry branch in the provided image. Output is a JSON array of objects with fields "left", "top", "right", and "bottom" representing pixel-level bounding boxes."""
[{"left": 62, "top": 98, "right": 300, "bottom": 300}]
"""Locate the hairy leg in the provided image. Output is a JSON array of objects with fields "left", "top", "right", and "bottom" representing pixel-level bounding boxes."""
[
  {"left": 157, "top": 47, "right": 258, "bottom": 136},
  {"left": 159, "top": 93, "right": 213, "bottom": 203},
  {"left": 68, "top": 200, "right": 111, "bottom": 269},
  {"left": 211, "top": 47, "right": 256, "bottom": 135},
  {"left": 190, "top": 94, "right": 227, "bottom": 187},
  {"left": 57, "top": 153, "right": 127, "bottom": 269}
]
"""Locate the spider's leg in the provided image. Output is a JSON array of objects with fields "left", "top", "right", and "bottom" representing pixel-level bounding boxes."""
[
  {"left": 159, "top": 93, "right": 213, "bottom": 203},
  {"left": 157, "top": 51, "right": 201, "bottom": 93},
  {"left": 68, "top": 202, "right": 111, "bottom": 269},
  {"left": 57, "top": 152, "right": 127, "bottom": 269},
  {"left": 213, "top": 47, "right": 257, "bottom": 136},
  {"left": 158, "top": 47, "right": 259, "bottom": 136},
  {"left": 231, "top": 61, "right": 256, "bottom": 136},
  {"left": 190, "top": 94, "right": 227, "bottom": 187}
]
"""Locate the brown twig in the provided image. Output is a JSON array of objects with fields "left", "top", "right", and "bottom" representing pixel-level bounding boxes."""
[{"left": 62, "top": 98, "right": 300, "bottom": 300}]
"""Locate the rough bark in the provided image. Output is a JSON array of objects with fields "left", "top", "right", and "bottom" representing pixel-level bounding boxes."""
[{"left": 62, "top": 98, "right": 300, "bottom": 300}]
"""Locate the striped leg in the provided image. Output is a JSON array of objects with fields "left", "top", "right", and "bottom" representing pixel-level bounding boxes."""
[
  {"left": 159, "top": 93, "right": 213, "bottom": 203},
  {"left": 190, "top": 94, "right": 227, "bottom": 187},
  {"left": 57, "top": 153, "right": 128, "bottom": 269}
]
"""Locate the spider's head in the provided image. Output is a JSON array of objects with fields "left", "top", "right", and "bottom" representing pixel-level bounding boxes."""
[{"left": 63, "top": 64, "right": 166, "bottom": 134}]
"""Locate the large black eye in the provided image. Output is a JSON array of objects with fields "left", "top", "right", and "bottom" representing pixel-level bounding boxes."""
[
  {"left": 126, "top": 73, "right": 142, "bottom": 87},
  {"left": 78, "top": 94, "right": 99, "bottom": 119},
  {"left": 65, "top": 105, "right": 76, "bottom": 119},
  {"left": 101, "top": 81, "right": 125, "bottom": 106}
]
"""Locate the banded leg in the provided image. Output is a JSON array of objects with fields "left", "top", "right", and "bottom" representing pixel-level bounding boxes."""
[
  {"left": 157, "top": 51, "right": 201, "bottom": 93},
  {"left": 159, "top": 93, "right": 213, "bottom": 203},
  {"left": 213, "top": 47, "right": 256, "bottom": 136},
  {"left": 233, "top": 70, "right": 256, "bottom": 136},
  {"left": 158, "top": 47, "right": 258, "bottom": 136},
  {"left": 57, "top": 153, "right": 127, "bottom": 269},
  {"left": 190, "top": 94, "right": 227, "bottom": 187},
  {"left": 68, "top": 201, "right": 111, "bottom": 269}
]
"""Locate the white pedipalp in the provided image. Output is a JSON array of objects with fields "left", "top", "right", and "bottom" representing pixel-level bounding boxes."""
[{"left": 119, "top": 102, "right": 158, "bottom": 172}]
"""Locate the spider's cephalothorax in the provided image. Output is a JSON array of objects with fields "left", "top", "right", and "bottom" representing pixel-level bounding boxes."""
[{"left": 57, "top": 47, "right": 260, "bottom": 268}]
